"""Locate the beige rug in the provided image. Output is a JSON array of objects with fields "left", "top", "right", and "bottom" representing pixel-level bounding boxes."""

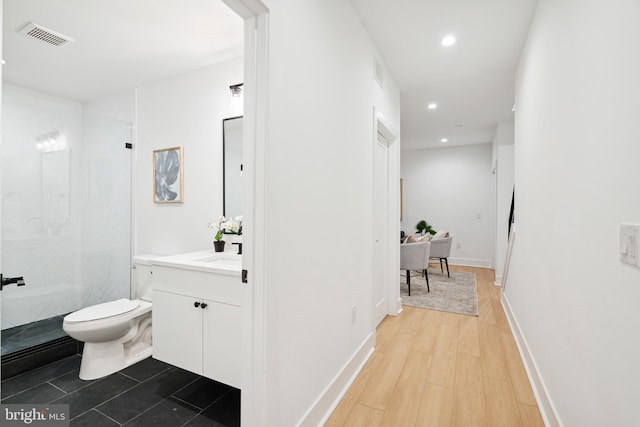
[{"left": 400, "top": 270, "right": 478, "bottom": 316}]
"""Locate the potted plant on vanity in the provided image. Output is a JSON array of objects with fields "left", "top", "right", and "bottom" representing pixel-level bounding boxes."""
[{"left": 208, "top": 215, "right": 243, "bottom": 252}]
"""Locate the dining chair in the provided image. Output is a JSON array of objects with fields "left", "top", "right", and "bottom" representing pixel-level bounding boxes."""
[
  {"left": 429, "top": 236, "right": 452, "bottom": 277},
  {"left": 400, "top": 241, "right": 430, "bottom": 295}
]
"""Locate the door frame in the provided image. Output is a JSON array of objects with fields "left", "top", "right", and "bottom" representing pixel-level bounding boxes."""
[
  {"left": 0, "top": 0, "right": 4, "bottom": 393},
  {"left": 373, "top": 130, "right": 390, "bottom": 326},
  {"left": 373, "top": 108, "right": 401, "bottom": 319},
  {"left": 220, "top": 0, "right": 268, "bottom": 426},
  {"left": 0, "top": 0, "right": 269, "bottom": 416}
]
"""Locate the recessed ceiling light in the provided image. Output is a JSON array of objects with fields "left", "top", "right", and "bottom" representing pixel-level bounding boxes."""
[
  {"left": 427, "top": 103, "right": 437, "bottom": 110},
  {"left": 441, "top": 35, "right": 456, "bottom": 47},
  {"left": 441, "top": 138, "right": 448, "bottom": 143}
]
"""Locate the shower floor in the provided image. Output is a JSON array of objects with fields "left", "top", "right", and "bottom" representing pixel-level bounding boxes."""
[{"left": 1, "top": 315, "right": 68, "bottom": 356}]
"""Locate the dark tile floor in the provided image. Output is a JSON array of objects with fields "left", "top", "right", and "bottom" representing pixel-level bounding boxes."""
[{"left": 1, "top": 355, "right": 240, "bottom": 426}]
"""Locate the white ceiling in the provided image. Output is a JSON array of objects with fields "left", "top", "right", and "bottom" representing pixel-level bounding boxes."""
[
  {"left": 349, "top": 0, "right": 538, "bottom": 150},
  {"left": 2, "top": 0, "right": 244, "bottom": 103},
  {"left": 4, "top": 0, "right": 538, "bottom": 151}
]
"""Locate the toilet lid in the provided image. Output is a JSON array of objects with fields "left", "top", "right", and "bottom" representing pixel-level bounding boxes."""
[{"left": 64, "top": 299, "right": 140, "bottom": 323}]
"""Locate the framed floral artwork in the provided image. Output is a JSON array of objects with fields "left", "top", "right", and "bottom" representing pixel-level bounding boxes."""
[{"left": 153, "top": 146, "right": 183, "bottom": 203}]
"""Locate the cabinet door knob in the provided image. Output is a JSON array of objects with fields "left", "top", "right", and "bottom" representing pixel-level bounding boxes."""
[
  {"left": 194, "top": 301, "right": 201, "bottom": 308},
  {"left": 200, "top": 303, "right": 208, "bottom": 309}
]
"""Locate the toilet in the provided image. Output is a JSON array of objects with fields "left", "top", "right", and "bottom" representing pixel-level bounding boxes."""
[{"left": 63, "top": 255, "right": 159, "bottom": 380}]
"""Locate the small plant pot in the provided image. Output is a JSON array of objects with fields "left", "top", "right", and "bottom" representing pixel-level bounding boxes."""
[{"left": 213, "top": 240, "right": 226, "bottom": 252}]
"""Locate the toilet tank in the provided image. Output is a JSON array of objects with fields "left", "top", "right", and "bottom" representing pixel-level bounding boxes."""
[{"left": 133, "top": 254, "right": 162, "bottom": 301}]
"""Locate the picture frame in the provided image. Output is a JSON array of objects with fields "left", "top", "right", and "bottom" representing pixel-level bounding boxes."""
[{"left": 153, "top": 146, "right": 183, "bottom": 203}]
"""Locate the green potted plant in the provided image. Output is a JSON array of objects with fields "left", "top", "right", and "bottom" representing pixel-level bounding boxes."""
[
  {"left": 416, "top": 220, "right": 436, "bottom": 236},
  {"left": 208, "top": 216, "right": 227, "bottom": 252},
  {"left": 208, "top": 215, "right": 244, "bottom": 252}
]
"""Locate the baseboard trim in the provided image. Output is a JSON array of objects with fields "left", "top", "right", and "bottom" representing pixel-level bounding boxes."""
[
  {"left": 448, "top": 257, "right": 492, "bottom": 268},
  {"left": 494, "top": 274, "right": 504, "bottom": 286},
  {"left": 395, "top": 298, "right": 404, "bottom": 315},
  {"left": 296, "top": 332, "right": 375, "bottom": 427},
  {"left": 501, "top": 293, "right": 563, "bottom": 427}
]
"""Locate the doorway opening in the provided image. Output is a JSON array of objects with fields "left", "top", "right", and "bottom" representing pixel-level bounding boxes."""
[{"left": 372, "top": 109, "right": 400, "bottom": 327}]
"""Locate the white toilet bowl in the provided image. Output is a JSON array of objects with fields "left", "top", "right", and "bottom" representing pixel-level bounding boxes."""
[
  {"left": 63, "top": 254, "right": 160, "bottom": 380},
  {"left": 63, "top": 298, "right": 153, "bottom": 380}
]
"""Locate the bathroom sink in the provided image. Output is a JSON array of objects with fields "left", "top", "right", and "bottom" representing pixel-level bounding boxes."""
[
  {"left": 195, "top": 254, "right": 242, "bottom": 267},
  {"left": 152, "top": 250, "right": 242, "bottom": 276}
]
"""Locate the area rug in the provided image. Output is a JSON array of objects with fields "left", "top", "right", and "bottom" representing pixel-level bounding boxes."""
[{"left": 400, "top": 270, "right": 478, "bottom": 316}]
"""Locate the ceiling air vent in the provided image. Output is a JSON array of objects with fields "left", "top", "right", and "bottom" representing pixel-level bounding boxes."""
[{"left": 18, "top": 22, "right": 74, "bottom": 47}]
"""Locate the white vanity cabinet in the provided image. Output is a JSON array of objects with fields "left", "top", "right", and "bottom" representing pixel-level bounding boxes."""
[{"left": 151, "top": 262, "right": 243, "bottom": 389}]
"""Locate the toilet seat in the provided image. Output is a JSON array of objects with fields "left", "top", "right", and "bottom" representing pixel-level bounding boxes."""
[{"left": 65, "top": 299, "right": 140, "bottom": 323}]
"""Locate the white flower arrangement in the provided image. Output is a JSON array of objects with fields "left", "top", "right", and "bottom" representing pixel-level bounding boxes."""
[{"left": 208, "top": 215, "right": 243, "bottom": 241}]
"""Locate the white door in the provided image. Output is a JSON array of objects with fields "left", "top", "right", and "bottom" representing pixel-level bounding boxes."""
[{"left": 373, "top": 132, "right": 389, "bottom": 326}]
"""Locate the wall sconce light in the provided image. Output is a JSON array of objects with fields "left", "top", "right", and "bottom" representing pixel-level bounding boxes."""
[
  {"left": 35, "top": 131, "right": 61, "bottom": 152},
  {"left": 230, "top": 83, "right": 243, "bottom": 97}
]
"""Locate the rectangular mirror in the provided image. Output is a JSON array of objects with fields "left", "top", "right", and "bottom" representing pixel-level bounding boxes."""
[{"left": 223, "top": 116, "right": 243, "bottom": 218}]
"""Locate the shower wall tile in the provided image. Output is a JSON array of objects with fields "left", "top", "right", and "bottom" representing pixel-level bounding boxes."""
[
  {"left": 80, "top": 113, "right": 132, "bottom": 308},
  {"left": 1, "top": 85, "right": 83, "bottom": 329},
  {"left": 2, "top": 84, "right": 132, "bottom": 333}
]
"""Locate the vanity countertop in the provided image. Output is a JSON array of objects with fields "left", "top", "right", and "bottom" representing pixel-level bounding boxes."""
[{"left": 152, "top": 249, "right": 242, "bottom": 276}]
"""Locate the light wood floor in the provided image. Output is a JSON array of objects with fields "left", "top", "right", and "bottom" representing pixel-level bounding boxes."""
[{"left": 325, "top": 265, "right": 544, "bottom": 427}]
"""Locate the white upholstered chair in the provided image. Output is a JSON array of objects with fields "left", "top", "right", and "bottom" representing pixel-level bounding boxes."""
[
  {"left": 400, "top": 241, "right": 430, "bottom": 295},
  {"left": 429, "top": 236, "right": 452, "bottom": 277}
]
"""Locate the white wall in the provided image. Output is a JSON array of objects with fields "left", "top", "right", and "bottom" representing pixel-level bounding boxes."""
[
  {"left": 135, "top": 57, "right": 243, "bottom": 255},
  {"left": 84, "top": 89, "right": 135, "bottom": 124},
  {"left": 506, "top": 1, "right": 640, "bottom": 426},
  {"left": 261, "top": 0, "right": 400, "bottom": 425},
  {"left": 491, "top": 121, "right": 514, "bottom": 161},
  {"left": 401, "top": 144, "right": 493, "bottom": 267},
  {"left": 493, "top": 122, "right": 514, "bottom": 283}
]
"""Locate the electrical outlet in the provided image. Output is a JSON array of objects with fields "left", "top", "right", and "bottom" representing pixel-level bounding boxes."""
[
  {"left": 456, "top": 242, "right": 461, "bottom": 250},
  {"left": 351, "top": 305, "right": 357, "bottom": 324}
]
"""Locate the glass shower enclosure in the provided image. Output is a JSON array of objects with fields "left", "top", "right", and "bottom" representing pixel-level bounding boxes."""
[{"left": 1, "top": 84, "right": 132, "bottom": 364}]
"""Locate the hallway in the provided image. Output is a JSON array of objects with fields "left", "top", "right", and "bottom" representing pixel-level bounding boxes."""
[{"left": 326, "top": 266, "right": 544, "bottom": 426}]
